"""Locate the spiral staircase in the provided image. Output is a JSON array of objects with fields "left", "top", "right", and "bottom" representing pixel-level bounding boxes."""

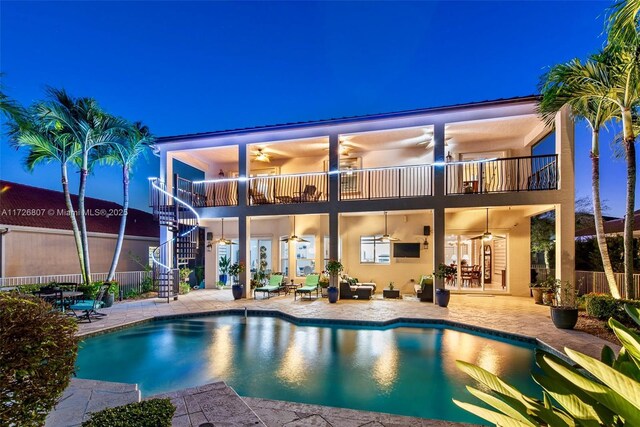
[{"left": 149, "top": 176, "right": 199, "bottom": 302}]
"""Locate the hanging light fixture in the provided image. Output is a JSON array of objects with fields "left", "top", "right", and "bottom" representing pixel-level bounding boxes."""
[
  {"left": 255, "top": 148, "right": 270, "bottom": 163},
  {"left": 482, "top": 208, "right": 493, "bottom": 241},
  {"left": 377, "top": 212, "right": 399, "bottom": 242},
  {"left": 215, "top": 218, "right": 233, "bottom": 245},
  {"left": 281, "top": 216, "right": 309, "bottom": 243}
]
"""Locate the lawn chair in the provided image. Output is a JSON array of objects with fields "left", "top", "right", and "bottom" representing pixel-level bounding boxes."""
[
  {"left": 254, "top": 274, "right": 284, "bottom": 299},
  {"left": 69, "top": 284, "right": 109, "bottom": 323},
  {"left": 292, "top": 185, "right": 320, "bottom": 202},
  {"left": 294, "top": 274, "right": 320, "bottom": 300}
]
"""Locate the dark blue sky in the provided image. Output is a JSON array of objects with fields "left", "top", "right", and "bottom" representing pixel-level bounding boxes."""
[{"left": 1, "top": 0, "right": 633, "bottom": 215}]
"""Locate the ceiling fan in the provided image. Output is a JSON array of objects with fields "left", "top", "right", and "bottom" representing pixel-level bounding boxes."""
[
  {"left": 214, "top": 218, "right": 233, "bottom": 245},
  {"left": 253, "top": 148, "right": 271, "bottom": 163},
  {"left": 376, "top": 212, "right": 399, "bottom": 242},
  {"left": 281, "top": 216, "right": 309, "bottom": 243},
  {"left": 470, "top": 208, "right": 505, "bottom": 241},
  {"left": 324, "top": 141, "right": 354, "bottom": 156}
]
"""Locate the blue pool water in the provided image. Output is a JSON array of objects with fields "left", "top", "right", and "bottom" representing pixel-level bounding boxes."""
[{"left": 75, "top": 316, "right": 541, "bottom": 424}]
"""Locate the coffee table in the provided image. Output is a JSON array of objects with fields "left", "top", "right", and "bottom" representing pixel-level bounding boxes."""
[{"left": 383, "top": 289, "right": 400, "bottom": 299}]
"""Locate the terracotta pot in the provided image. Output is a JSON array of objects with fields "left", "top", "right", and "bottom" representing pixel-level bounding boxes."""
[{"left": 531, "top": 288, "right": 544, "bottom": 304}]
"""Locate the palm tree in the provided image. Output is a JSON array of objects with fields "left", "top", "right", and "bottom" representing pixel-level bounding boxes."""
[
  {"left": 605, "top": 0, "right": 640, "bottom": 298},
  {"left": 8, "top": 102, "right": 87, "bottom": 283},
  {"left": 539, "top": 61, "right": 622, "bottom": 299},
  {"left": 38, "top": 89, "right": 127, "bottom": 284},
  {"left": 95, "top": 122, "right": 154, "bottom": 281}
]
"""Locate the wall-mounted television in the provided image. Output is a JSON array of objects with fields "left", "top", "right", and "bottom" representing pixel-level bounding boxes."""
[{"left": 393, "top": 243, "right": 421, "bottom": 258}]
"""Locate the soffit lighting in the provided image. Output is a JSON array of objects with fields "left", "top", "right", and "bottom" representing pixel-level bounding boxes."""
[
  {"left": 376, "top": 212, "right": 399, "bottom": 242},
  {"left": 281, "top": 216, "right": 309, "bottom": 243}
]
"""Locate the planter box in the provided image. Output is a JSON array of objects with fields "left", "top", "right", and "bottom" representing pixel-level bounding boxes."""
[{"left": 383, "top": 289, "right": 400, "bottom": 299}]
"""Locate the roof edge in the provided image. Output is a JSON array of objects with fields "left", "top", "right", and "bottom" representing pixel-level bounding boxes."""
[{"left": 155, "top": 94, "right": 540, "bottom": 144}]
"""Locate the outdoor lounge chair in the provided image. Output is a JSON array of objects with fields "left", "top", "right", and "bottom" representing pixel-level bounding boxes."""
[
  {"left": 294, "top": 274, "right": 320, "bottom": 300},
  {"left": 292, "top": 185, "right": 322, "bottom": 203},
  {"left": 69, "top": 284, "right": 109, "bottom": 323},
  {"left": 249, "top": 188, "right": 272, "bottom": 205},
  {"left": 254, "top": 274, "right": 284, "bottom": 299}
]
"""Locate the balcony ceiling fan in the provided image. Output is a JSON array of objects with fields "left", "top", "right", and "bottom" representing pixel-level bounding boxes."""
[
  {"left": 214, "top": 218, "right": 233, "bottom": 245},
  {"left": 281, "top": 216, "right": 309, "bottom": 243},
  {"left": 376, "top": 211, "right": 399, "bottom": 242},
  {"left": 253, "top": 148, "right": 271, "bottom": 163}
]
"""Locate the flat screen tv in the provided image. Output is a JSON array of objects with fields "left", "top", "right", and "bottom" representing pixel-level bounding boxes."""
[{"left": 393, "top": 243, "right": 421, "bottom": 258}]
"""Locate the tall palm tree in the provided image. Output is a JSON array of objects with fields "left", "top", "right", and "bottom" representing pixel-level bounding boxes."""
[
  {"left": 95, "top": 122, "right": 154, "bottom": 281},
  {"left": 38, "top": 89, "right": 127, "bottom": 284},
  {"left": 605, "top": 0, "right": 640, "bottom": 298},
  {"left": 8, "top": 103, "right": 87, "bottom": 283},
  {"left": 539, "top": 61, "right": 622, "bottom": 298}
]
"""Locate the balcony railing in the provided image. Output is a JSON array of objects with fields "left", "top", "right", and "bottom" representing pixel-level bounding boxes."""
[
  {"left": 248, "top": 172, "right": 328, "bottom": 206},
  {"left": 339, "top": 164, "right": 433, "bottom": 201},
  {"left": 192, "top": 179, "right": 239, "bottom": 207},
  {"left": 445, "top": 155, "right": 557, "bottom": 195}
]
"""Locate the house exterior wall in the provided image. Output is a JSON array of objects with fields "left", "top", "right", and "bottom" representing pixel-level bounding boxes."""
[{"left": 2, "top": 226, "right": 158, "bottom": 277}]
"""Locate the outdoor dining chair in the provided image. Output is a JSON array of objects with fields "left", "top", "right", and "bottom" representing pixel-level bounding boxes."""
[{"left": 69, "top": 284, "right": 109, "bottom": 323}]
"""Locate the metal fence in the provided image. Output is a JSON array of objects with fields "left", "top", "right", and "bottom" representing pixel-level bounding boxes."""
[
  {"left": 0, "top": 270, "right": 153, "bottom": 297},
  {"left": 532, "top": 265, "right": 640, "bottom": 299}
]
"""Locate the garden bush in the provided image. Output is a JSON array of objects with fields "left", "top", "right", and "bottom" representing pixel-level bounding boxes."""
[
  {"left": 583, "top": 292, "right": 640, "bottom": 325},
  {"left": 0, "top": 292, "right": 79, "bottom": 426},
  {"left": 78, "top": 281, "right": 103, "bottom": 299},
  {"left": 81, "top": 398, "right": 175, "bottom": 427},
  {"left": 15, "top": 283, "right": 46, "bottom": 294},
  {"left": 140, "top": 276, "right": 154, "bottom": 293}
]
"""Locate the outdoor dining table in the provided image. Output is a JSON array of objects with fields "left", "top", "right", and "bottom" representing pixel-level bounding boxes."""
[{"left": 37, "top": 291, "right": 84, "bottom": 313}]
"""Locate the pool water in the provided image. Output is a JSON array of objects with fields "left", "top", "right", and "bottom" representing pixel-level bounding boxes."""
[{"left": 75, "top": 316, "right": 541, "bottom": 424}]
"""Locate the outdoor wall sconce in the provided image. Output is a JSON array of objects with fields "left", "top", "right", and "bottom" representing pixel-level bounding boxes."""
[{"left": 423, "top": 238, "right": 429, "bottom": 249}]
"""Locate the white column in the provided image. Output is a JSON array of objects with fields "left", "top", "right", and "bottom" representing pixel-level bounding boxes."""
[{"left": 239, "top": 215, "right": 250, "bottom": 297}]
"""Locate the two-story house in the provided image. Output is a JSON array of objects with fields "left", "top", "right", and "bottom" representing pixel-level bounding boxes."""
[{"left": 149, "top": 95, "right": 574, "bottom": 299}]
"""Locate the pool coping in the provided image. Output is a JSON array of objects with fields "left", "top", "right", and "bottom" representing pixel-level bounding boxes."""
[{"left": 76, "top": 307, "right": 569, "bottom": 362}]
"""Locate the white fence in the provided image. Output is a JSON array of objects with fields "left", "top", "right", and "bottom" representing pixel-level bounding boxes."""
[
  {"left": 532, "top": 266, "right": 640, "bottom": 299},
  {"left": 0, "top": 270, "right": 152, "bottom": 297}
]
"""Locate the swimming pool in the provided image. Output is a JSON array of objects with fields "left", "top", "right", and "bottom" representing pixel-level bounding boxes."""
[{"left": 75, "top": 314, "right": 541, "bottom": 424}]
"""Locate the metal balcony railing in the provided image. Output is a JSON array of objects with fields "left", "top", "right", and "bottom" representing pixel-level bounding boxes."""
[
  {"left": 339, "top": 164, "right": 433, "bottom": 201},
  {"left": 191, "top": 179, "right": 239, "bottom": 207},
  {"left": 248, "top": 172, "right": 328, "bottom": 206},
  {"left": 445, "top": 155, "right": 558, "bottom": 195}
]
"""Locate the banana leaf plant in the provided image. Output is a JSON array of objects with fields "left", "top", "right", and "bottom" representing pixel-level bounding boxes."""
[{"left": 453, "top": 304, "right": 640, "bottom": 426}]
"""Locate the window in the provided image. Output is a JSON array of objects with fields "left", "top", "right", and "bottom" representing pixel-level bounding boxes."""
[
  {"left": 360, "top": 236, "right": 390, "bottom": 264},
  {"left": 532, "top": 132, "right": 555, "bottom": 156},
  {"left": 295, "top": 236, "right": 315, "bottom": 276},
  {"left": 250, "top": 239, "right": 272, "bottom": 275},
  {"left": 280, "top": 237, "right": 289, "bottom": 276}
]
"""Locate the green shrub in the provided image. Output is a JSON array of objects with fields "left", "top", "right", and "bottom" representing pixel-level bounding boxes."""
[
  {"left": 81, "top": 398, "right": 175, "bottom": 427},
  {"left": 104, "top": 281, "right": 119, "bottom": 297},
  {"left": 140, "top": 276, "right": 153, "bottom": 293},
  {"left": 179, "top": 281, "right": 191, "bottom": 295},
  {"left": 584, "top": 292, "right": 640, "bottom": 325},
  {"left": 124, "top": 288, "right": 140, "bottom": 299},
  {"left": 15, "top": 283, "right": 46, "bottom": 294},
  {"left": 0, "top": 292, "right": 79, "bottom": 426},
  {"left": 78, "top": 282, "right": 102, "bottom": 299}
]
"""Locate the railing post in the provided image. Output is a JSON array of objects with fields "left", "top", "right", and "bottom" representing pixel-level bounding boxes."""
[
  {"left": 368, "top": 170, "right": 372, "bottom": 200},
  {"left": 516, "top": 158, "right": 520, "bottom": 191},
  {"left": 397, "top": 168, "right": 402, "bottom": 198},
  {"left": 479, "top": 162, "right": 483, "bottom": 193}
]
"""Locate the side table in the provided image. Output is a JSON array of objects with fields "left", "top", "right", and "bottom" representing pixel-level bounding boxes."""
[{"left": 382, "top": 289, "right": 400, "bottom": 299}]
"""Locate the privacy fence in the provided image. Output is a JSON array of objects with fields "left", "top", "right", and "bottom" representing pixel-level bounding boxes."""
[{"left": 532, "top": 265, "right": 640, "bottom": 299}]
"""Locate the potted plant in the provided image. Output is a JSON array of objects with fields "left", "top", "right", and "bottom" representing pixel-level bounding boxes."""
[
  {"left": 102, "top": 281, "right": 119, "bottom": 307},
  {"left": 319, "top": 272, "right": 330, "bottom": 297},
  {"left": 229, "top": 262, "right": 245, "bottom": 300},
  {"left": 218, "top": 256, "right": 231, "bottom": 286},
  {"left": 550, "top": 280, "right": 578, "bottom": 329},
  {"left": 434, "top": 263, "right": 455, "bottom": 307},
  {"left": 325, "top": 259, "right": 343, "bottom": 303},
  {"left": 389, "top": 281, "right": 395, "bottom": 291},
  {"left": 530, "top": 276, "right": 555, "bottom": 304}
]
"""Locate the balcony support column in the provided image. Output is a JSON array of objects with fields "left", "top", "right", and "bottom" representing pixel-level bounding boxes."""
[
  {"left": 555, "top": 106, "right": 575, "bottom": 285},
  {"left": 432, "top": 122, "right": 446, "bottom": 298},
  {"left": 239, "top": 214, "right": 250, "bottom": 298},
  {"left": 238, "top": 144, "right": 248, "bottom": 208},
  {"left": 328, "top": 134, "right": 340, "bottom": 203}
]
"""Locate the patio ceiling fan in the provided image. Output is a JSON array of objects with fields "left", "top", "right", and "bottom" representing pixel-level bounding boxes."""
[
  {"left": 214, "top": 218, "right": 233, "bottom": 245},
  {"left": 470, "top": 209, "right": 505, "bottom": 241},
  {"left": 281, "top": 216, "right": 309, "bottom": 243},
  {"left": 253, "top": 148, "right": 271, "bottom": 163},
  {"left": 376, "top": 212, "right": 399, "bottom": 242}
]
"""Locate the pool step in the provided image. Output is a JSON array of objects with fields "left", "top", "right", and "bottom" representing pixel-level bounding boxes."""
[
  {"left": 151, "top": 381, "right": 265, "bottom": 427},
  {"left": 45, "top": 378, "right": 141, "bottom": 427}
]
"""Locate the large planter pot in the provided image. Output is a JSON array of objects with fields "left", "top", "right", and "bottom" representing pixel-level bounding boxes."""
[
  {"left": 327, "top": 287, "right": 339, "bottom": 303},
  {"left": 231, "top": 284, "right": 244, "bottom": 300},
  {"left": 531, "top": 288, "right": 544, "bottom": 304},
  {"left": 435, "top": 288, "right": 450, "bottom": 307},
  {"left": 542, "top": 291, "right": 555, "bottom": 305},
  {"left": 102, "top": 292, "right": 115, "bottom": 308},
  {"left": 219, "top": 274, "right": 228, "bottom": 286},
  {"left": 550, "top": 307, "right": 578, "bottom": 329}
]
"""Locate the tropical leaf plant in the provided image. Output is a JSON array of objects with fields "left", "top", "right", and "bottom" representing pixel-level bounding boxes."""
[{"left": 453, "top": 304, "right": 640, "bottom": 426}]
